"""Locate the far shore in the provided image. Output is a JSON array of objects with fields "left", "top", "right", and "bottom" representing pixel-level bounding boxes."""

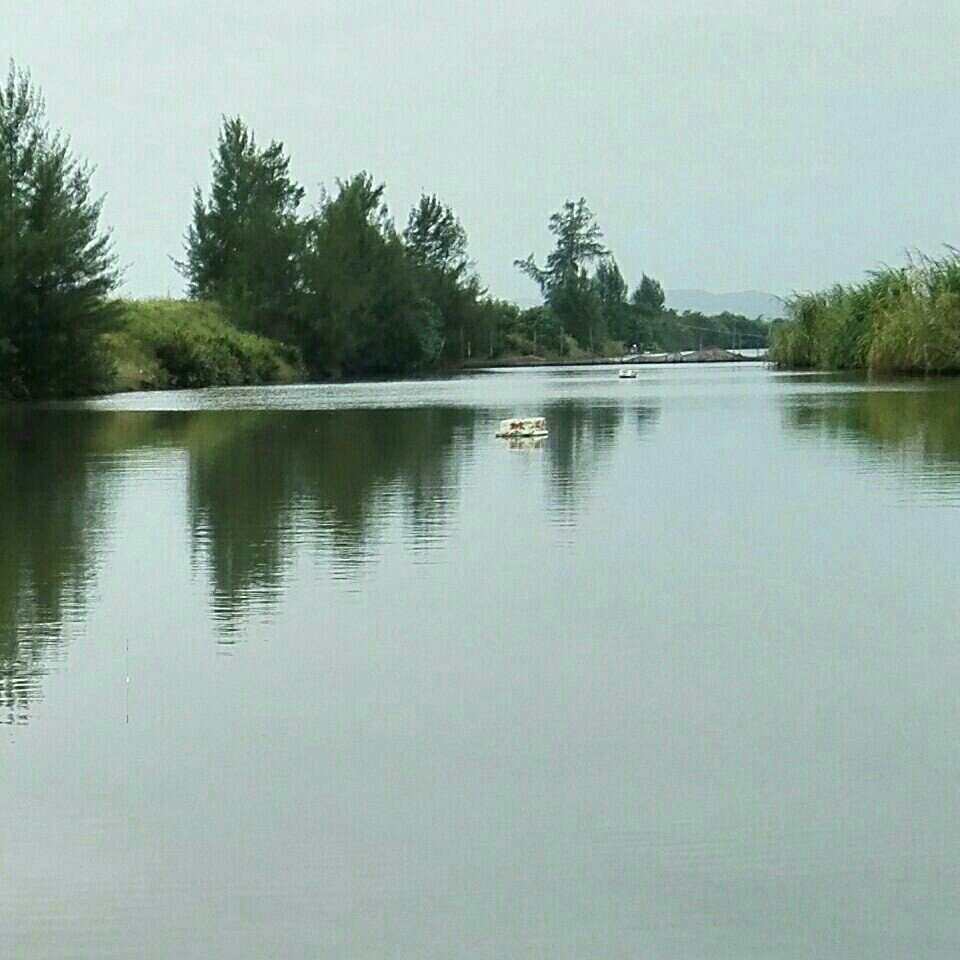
[
  {"left": 463, "top": 348, "right": 766, "bottom": 370},
  {"left": 12, "top": 348, "right": 771, "bottom": 404}
]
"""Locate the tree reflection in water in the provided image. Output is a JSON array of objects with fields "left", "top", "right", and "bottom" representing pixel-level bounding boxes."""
[
  {"left": 0, "top": 411, "right": 115, "bottom": 723},
  {"left": 0, "top": 405, "right": 478, "bottom": 716},
  {"left": 542, "top": 399, "right": 659, "bottom": 522},
  {"left": 0, "top": 392, "right": 671, "bottom": 717},
  {"left": 183, "top": 408, "right": 477, "bottom": 630},
  {"left": 782, "top": 384, "right": 960, "bottom": 496}
]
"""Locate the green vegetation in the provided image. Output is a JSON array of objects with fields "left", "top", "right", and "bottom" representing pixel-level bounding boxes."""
[
  {"left": 296, "top": 173, "right": 444, "bottom": 377},
  {"left": 0, "top": 62, "right": 119, "bottom": 399},
  {"left": 103, "top": 299, "right": 303, "bottom": 391},
  {"left": 516, "top": 198, "right": 611, "bottom": 352},
  {"left": 770, "top": 251, "right": 960, "bottom": 374},
  {"left": 513, "top": 199, "right": 769, "bottom": 357},
  {"left": 2, "top": 61, "right": 773, "bottom": 401},
  {"left": 180, "top": 126, "right": 772, "bottom": 374},
  {"left": 177, "top": 118, "right": 304, "bottom": 344}
]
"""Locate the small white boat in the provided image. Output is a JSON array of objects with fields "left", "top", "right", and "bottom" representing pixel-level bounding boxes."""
[
  {"left": 496, "top": 417, "right": 548, "bottom": 438},
  {"left": 618, "top": 367, "right": 638, "bottom": 379}
]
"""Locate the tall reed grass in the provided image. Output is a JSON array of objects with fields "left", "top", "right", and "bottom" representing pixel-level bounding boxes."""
[{"left": 770, "top": 250, "right": 960, "bottom": 374}]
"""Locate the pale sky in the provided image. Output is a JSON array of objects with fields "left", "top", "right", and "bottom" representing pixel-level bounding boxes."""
[{"left": 5, "top": 0, "right": 959, "bottom": 302}]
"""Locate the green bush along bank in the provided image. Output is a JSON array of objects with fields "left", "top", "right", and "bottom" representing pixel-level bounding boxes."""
[{"left": 104, "top": 300, "right": 304, "bottom": 392}]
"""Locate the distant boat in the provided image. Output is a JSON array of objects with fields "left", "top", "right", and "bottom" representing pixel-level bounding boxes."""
[
  {"left": 496, "top": 417, "right": 548, "bottom": 438},
  {"left": 618, "top": 367, "right": 638, "bottom": 379}
]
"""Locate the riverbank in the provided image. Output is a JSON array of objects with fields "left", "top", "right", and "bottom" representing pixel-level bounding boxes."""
[
  {"left": 463, "top": 348, "right": 763, "bottom": 369},
  {"left": 769, "top": 251, "right": 960, "bottom": 374},
  {"left": 92, "top": 317, "right": 760, "bottom": 399},
  {"left": 102, "top": 300, "right": 305, "bottom": 393}
]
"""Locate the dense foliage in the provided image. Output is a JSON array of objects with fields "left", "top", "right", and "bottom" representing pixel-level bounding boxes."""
[
  {"left": 184, "top": 132, "right": 772, "bottom": 375},
  {"left": 770, "top": 251, "right": 960, "bottom": 373},
  {"left": 180, "top": 121, "right": 503, "bottom": 377},
  {"left": 297, "top": 174, "right": 443, "bottom": 377},
  {"left": 403, "top": 193, "right": 485, "bottom": 362},
  {"left": 0, "top": 63, "right": 119, "bottom": 399},
  {"left": 178, "top": 118, "right": 305, "bottom": 344},
  {"left": 104, "top": 299, "right": 303, "bottom": 391},
  {"left": 516, "top": 198, "right": 609, "bottom": 351}
]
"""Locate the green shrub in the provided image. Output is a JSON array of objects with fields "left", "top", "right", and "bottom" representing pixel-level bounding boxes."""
[{"left": 105, "top": 300, "right": 304, "bottom": 391}]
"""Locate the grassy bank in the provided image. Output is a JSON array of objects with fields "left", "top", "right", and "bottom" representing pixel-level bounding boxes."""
[
  {"left": 102, "top": 300, "right": 304, "bottom": 392},
  {"left": 770, "top": 251, "right": 960, "bottom": 374}
]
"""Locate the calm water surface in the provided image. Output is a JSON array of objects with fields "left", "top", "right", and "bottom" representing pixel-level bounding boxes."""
[{"left": 2, "top": 364, "right": 960, "bottom": 958}]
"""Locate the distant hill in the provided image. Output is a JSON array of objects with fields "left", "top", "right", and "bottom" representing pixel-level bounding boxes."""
[{"left": 665, "top": 289, "right": 785, "bottom": 319}]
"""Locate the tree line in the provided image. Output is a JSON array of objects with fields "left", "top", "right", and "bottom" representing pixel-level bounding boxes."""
[{"left": 1, "top": 61, "right": 770, "bottom": 399}]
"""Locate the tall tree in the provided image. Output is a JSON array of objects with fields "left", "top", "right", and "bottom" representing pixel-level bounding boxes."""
[
  {"left": 515, "top": 198, "right": 609, "bottom": 350},
  {"left": 403, "top": 194, "right": 468, "bottom": 278},
  {"left": 178, "top": 117, "right": 304, "bottom": 342},
  {"left": 632, "top": 274, "right": 665, "bottom": 315},
  {"left": 630, "top": 274, "right": 666, "bottom": 348},
  {"left": 299, "top": 173, "right": 441, "bottom": 376},
  {"left": 594, "top": 258, "right": 630, "bottom": 344},
  {"left": 403, "top": 194, "right": 482, "bottom": 360},
  {"left": 515, "top": 198, "right": 608, "bottom": 293},
  {"left": 0, "top": 62, "right": 119, "bottom": 399}
]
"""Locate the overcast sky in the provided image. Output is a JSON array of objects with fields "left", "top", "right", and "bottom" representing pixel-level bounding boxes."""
[{"left": 5, "top": 0, "right": 959, "bottom": 302}]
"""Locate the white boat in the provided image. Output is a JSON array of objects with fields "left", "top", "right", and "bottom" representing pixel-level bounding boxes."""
[
  {"left": 496, "top": 417, "right": 548, "bottom": 438},
  {"left": 618, "top": 367, "right": 638, "bottom": 379}
]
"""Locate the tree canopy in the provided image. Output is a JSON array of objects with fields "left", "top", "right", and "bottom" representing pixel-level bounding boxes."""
[
  {"left": 403, "top": 193, "right": 484, "bottom": 360},
  {"left": 0, "top": 62, "right": 119, "bottom": 399},
  {"left": 515, "top": 198, "right": 611, "bottom": 350},
  {"left": 515, "top": 198, "right": 609, "bottom": 295},
  {"left": 178, "top": 117, "right": 304, "bottom": 343},
  {"left": 403, "top": 194, "right": 469, "bottom": 279},
  {"left": 512, "top": 199, "right": 769, "bottom": 355},
  {"left": 298, "top": 173, "right": 442, "bottom": 376}
]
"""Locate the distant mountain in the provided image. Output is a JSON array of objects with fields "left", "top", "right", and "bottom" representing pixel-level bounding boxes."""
[{"left": 665, "top": 289, "right": 785, "bottom": 319}]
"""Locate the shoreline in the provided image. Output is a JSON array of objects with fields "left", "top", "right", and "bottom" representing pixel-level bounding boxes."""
[
  {"left": 6, "top": 350, "right": 769, "bottom": 405},
  {"left": 462, "top": 348, "right": 766, "bottom": 370}
]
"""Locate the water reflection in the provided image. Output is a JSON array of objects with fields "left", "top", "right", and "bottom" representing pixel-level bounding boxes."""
[
  {"left": 0, "top": 405, "right": 477, "bottom": 710},
  {"left": 0, "top": 391, "right": 667, "bottom": 715},
  {"left": 782, "top": 383, "right": 960, "bottom": 500},
  {"left": 9, "top": 371, "right": 960, "bottom": 957},
  {"left": 183, "top": 408, "right": 476, "bottom": 628},
  {"left": 0, "top": 411, "right": 114, "bottom": 723},
  {"left": 503, "top": 436, "right": 546, "bottom": 451},
  {"left": 543, "top": 400, "right": 659, "bottom": 521}
]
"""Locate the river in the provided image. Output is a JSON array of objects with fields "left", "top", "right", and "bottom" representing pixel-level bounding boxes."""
[{"left": 3, "top": 363, "right": 959, "bottom": 958}]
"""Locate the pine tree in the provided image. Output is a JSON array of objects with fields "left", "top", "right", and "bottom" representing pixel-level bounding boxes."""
[
  {"left": 403, "top": 194, "right": 482, "bottom": 360},
  {"left": 594, "top": 258, "right": 630, "bottom": 344},
  {"left": 178, "top": 117, "right": 304, "bottom": 343},
  {"left": 0, "top": 62, "right": 118, "bottom": 399},
  {"left": 515, "top": 198, "right": 609, "bottom": 351},
  {"left": 299, "top": 173, "right": 441, "bottom": 376}
]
